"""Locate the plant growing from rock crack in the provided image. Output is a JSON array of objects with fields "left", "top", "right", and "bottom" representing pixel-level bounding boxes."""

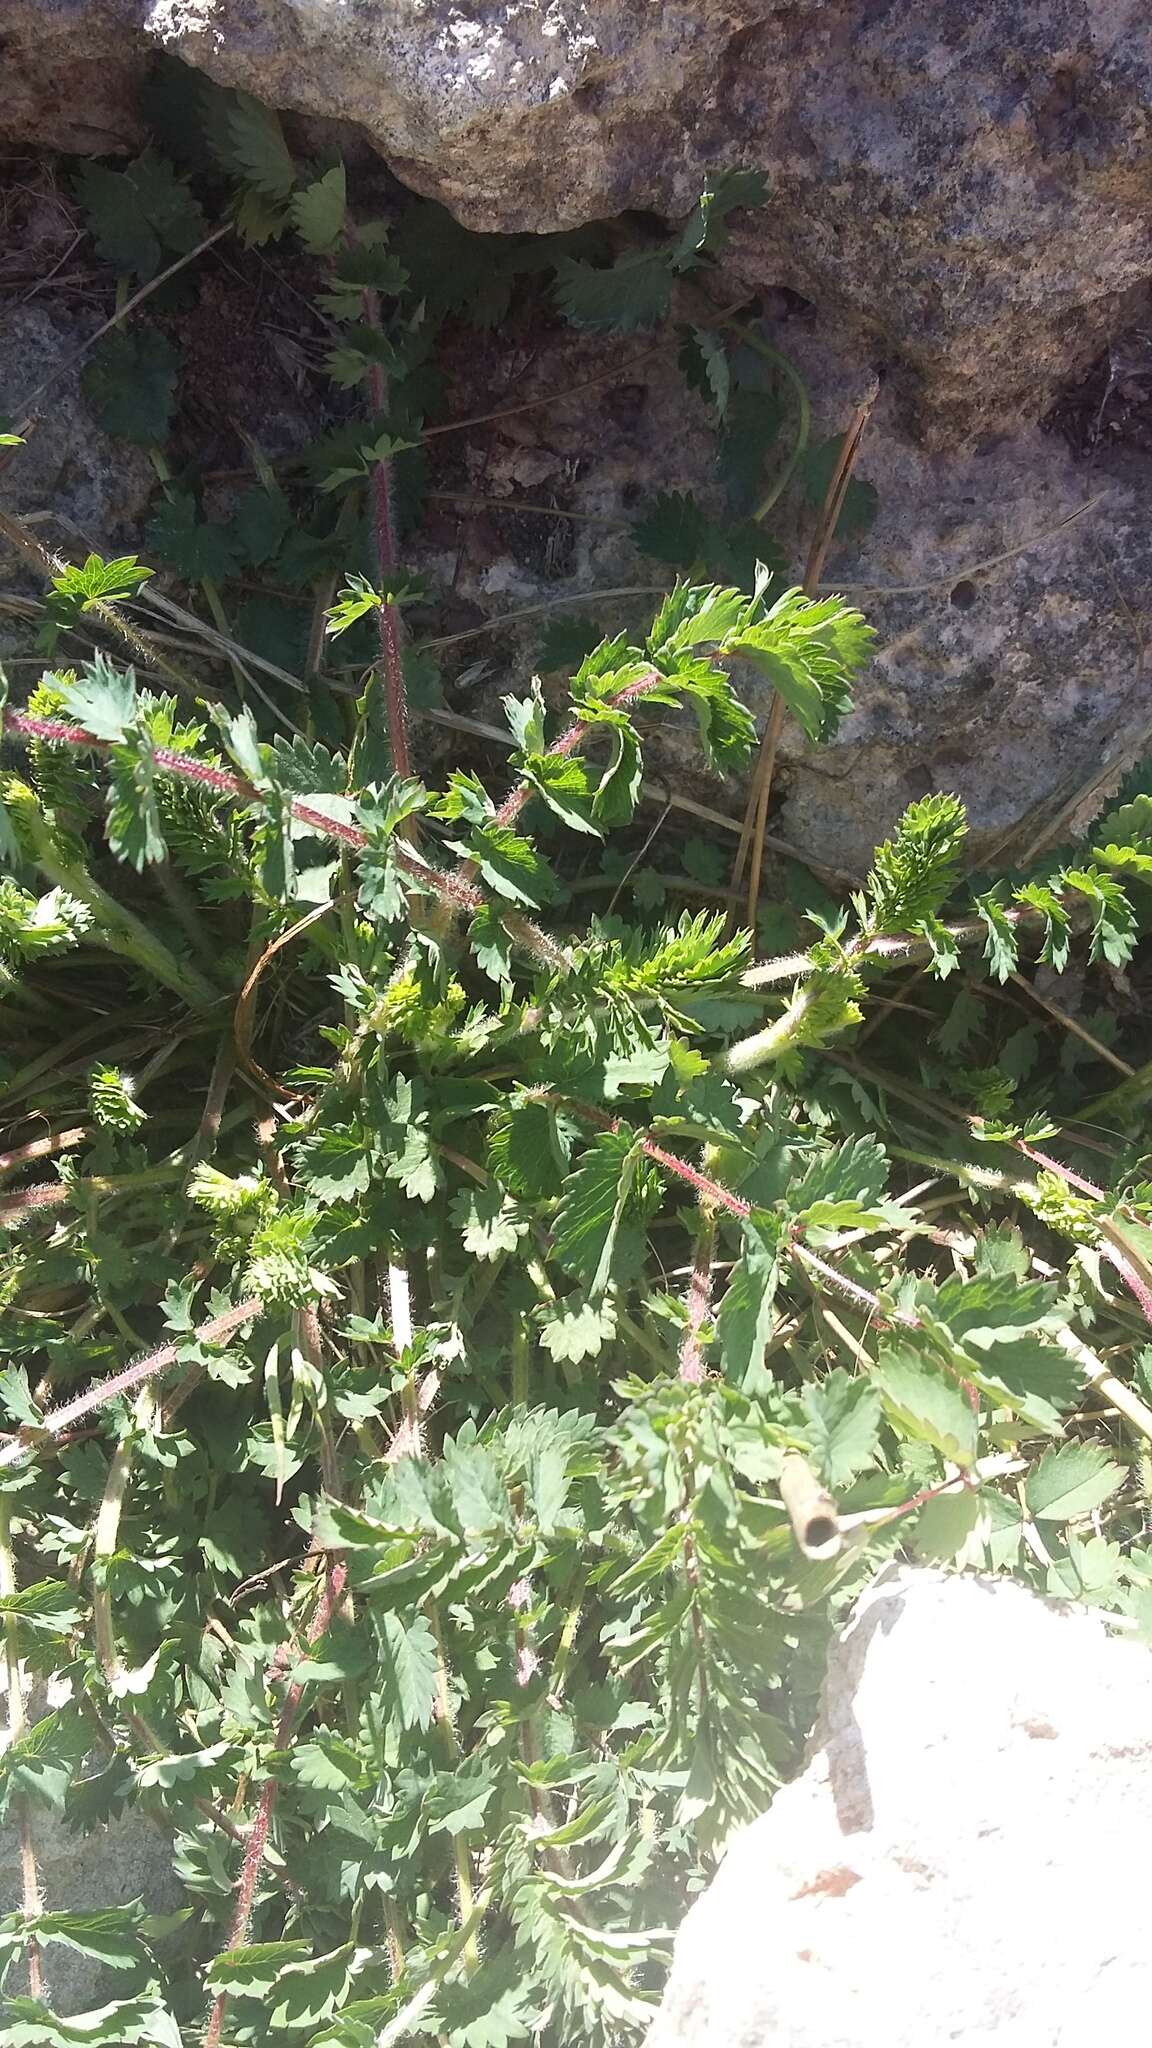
[{"left": 1, "top": 74, "right": 1152, "bottom": 2048}]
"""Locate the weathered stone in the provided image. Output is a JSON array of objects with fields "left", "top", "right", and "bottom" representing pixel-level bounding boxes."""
[
  {"left": 647, "top": 1565, "right": 1152, "bottom": 2048},
  {"left": 1, "top": 1, "right": 146, "bottom": 155},
  {"left": 135, "top": 0, "right": 1152, "bottom": 435},
  {"left": 405, "top": 303, "right": 1152, "bottom": 876},
  {"left": 0, "top": 1799, "right": 185, "bottom": 2013},
  {"left": 3, "top": 3, "right": 1151, "bottom": 436},
  {"left": 0, "top": 306, "right": 158, "bottom": 671},
  {"left": 752, "top": 312, "right": 1152, "bottom": 873}
]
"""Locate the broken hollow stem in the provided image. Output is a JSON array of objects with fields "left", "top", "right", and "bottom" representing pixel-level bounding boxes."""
[{"left": 779, "top": 1452, "right": 842, "bottom": 1561}]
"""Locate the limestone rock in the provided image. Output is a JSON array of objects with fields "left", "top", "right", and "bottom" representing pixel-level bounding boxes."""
[
  {"left": 4, "top": 3, "right": 1150, "bottom": 435},
  {"left": 1, "top": 1, "right": 146, "bottom": 155},
  {"left": 647, "top": 1565, "right": 1152, "bottom": 2048},
  {"left": 0, "top": 1800, "right": 185, "bottom": 2013},
  {"left": 140, "top": 0, "right": 1152, "bottom": 435},
  {"left": 757, "top": 315, "right": 1152, "bottom": 873},
  {"left": 0, "top": 306, "right": 157, "bottom": 673}
]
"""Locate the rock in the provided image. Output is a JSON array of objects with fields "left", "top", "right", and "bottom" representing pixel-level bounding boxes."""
[
  {"left": 647, "top": 1565, "right": 1152, "bottom": 2048},
  {"left": 5, "top": 4, "right": 1151, "bottom": 435},
  {"left": 753, "top": 313, "right": 1152, "bottom": 874},
  {"left": 1, "top": 1, "right": 146, "bottom": 155},
  {"left": 412, "top": 304, "right": 1152, "bottom": 876},
  {"left": 717, "top": 2, "right": 1152, "bottom": 442},
  {"left": 0, "top": 1799, "right": 185, "bottom": 2013},
  {"left": 0, "top": 305, "right": 157, "bottom": 670},
  {"left": 136, "top": 0, "right": 1152, "bottom": 436}
]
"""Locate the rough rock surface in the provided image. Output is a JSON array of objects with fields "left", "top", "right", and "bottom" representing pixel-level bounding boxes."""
[
  {"left": 409, "top": 303, "right": 1152, "bottom": 875},
  {"left": 0, "top": 305, "right": 158, "bottom": 673},
  {"left": 0, "top": 1798, "right": 185, "bottom": 2012},
  {"left": 744, "top": 314, "right": 1152, "bottom": 871},
  {"left": 3, "top": 4, "right": 1151, "bottom": 435},
  {"left": 2, "top": 2, "right": 147, "bottom": 155},
  {"left": 647, "top": 1565, "right": 1152, "bottom": 2048}
]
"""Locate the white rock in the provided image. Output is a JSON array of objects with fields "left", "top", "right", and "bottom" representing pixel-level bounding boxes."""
[{"left": 647, "top": 1566, "right": 1152, "bottom": 2048}]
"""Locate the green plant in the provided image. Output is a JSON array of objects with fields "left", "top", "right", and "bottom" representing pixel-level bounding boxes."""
[{"left": 2, "top": 77, "right": 1152, "bottom": 2048}]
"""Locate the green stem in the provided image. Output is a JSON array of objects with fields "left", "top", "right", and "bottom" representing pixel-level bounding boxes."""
[
  {"left": 426, "top": 1595, "right": 480, "bottom": 1971},
  {"left": 373, "top": 1881, "right": 496, "bottom": 2048},
  {"left": 92, "top": 1434, "right": 135, "bottom": 1692}
]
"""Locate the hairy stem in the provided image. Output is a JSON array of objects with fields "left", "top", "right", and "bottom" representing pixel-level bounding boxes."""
[
  {"left": 0, "top": 1300, "right": 262, "bottom": 1471},
  {"left": 679, "top": 1205, "right": 717, "bottom": 1384},
  {"left": 14, "top": 786, "right": 219, "bottom": 1009},
  {"left": 203, "top": 1550, "right": 349, "bottom": 2048}
]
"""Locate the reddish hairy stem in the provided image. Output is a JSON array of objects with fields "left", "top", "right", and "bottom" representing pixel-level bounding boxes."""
[
  {"left": 203, "top": 1553, "right": 349, "bottom": 2048},
  {"left": 0, "top": 1126, "right": 88, "bottom": 1178},
  {"left": 0, "top": 1299, "right": 262, "bottom": 1469},
  {"left": 491, "top": 669, "right": 665, "bottom": 833},
  {"left": 362, "top": 305, "right": 412, "bottom": 780},
  {"left": 541, "top": 1089, "right": 921, "bottom": 1334},
  {"left": 5, "top": 713, "right": 482, "bottom": 914},
  {"left": 1017, "top": 1142, "right": 1152, "bottom": 1326}
]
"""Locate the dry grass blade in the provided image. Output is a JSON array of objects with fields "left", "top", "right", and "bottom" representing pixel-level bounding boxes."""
[{"left": 234, "top": 901, "right": 335, "bottom": 1098}]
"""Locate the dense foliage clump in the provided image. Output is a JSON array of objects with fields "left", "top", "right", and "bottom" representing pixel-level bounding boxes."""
[{"left": 2, "top": 73, "right": 1152, "bottom": 2048}]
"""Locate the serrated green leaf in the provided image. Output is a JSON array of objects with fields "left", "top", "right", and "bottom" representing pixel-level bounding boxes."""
[
  {"left": 801, "top": 1370, "right": 881, "bottom": 1488},
  {"left": 206, "top": 1940, "right": 312, "bottom": 1995},
  {"left": 147, "top": 492, "right": 244, "bottom": 584},
  {"left": 0, "top": 1579, "right": 83, "bottom": 1635},
  {"left": 554, "top": 248, "right": 673, "bottom": 333},
  {"left": 452, "top": 823, "right": 557, "bottom": 908},
  {"left": 1025, "top": 1441, "right": 1124, "bottom": 1521},
  {"left": 57, "top": 660, "right": 138, "bottom": 742},
  {"left": 290, "top": 1734, "right": 365, "bottom": 1792},
  {"left": 867, "top": 794, "right": 967, "bottom": 933},
  {"left": 716, "top": 1211, "right": 781, "bottom": 1391},
  {"left": 523, "top": 752, "right": 602, "bottom": 836},
  {"left": 291, "top": 163, "right": 347, "bottom": 252},
  {"left": 873, "top": 1338, "right": 978, "bottom": 1465},
  {"left": 224, "top": 93, "right": 296, "bottom": 198},
  {"left": 375, "top": 1608, "right": 438, "bottom": 1730},
  {"left": 538, "top": 1293, "right": 618, "bottom": 1366},
  {"left": 552, "top": 1130, "right": 647, "bottom": 1297},
  {"left": 451, "top": 1186, "right": 530, "bottom": 1260},
  {"left": 233, "top": 482, "right": 293, "bottom": 568},
  {"left": 75, "top": 150, "right": 207, "bottom": 280},
  {"left": 105, "top": 740, "right": 167, "bottom": 868},
  {"left": 82, "top": 326, "right": 179, "bottom": 445},
  {"left": 632, "top": 492, "right": 710, "bottom": 571},
  {"left": 295, "top": 1128, "right": 371, "bottom": 1205}
]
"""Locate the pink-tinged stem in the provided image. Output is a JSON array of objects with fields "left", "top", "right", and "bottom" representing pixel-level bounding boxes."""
[
  {"left": 1017, "top": 1142, "right": 1106, "bottom": 1202},
  {"left": 203, "top": 1553, "right": 348, "bottom": 2048},
  {"left": 5, "top": 714, "right": 482, "bottom": 913},
  {"left": 491, "top": 669, "right": 665, "bottom": 833},
  {"left": 362, "top": 314, "right": 411, "bottom": 781},
  {"left": 0, "top": 1126, "right": 88, "bottom": 1178},
  {"left": 0, "top": 1299, "right": 263, "bottom": 1469}
]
